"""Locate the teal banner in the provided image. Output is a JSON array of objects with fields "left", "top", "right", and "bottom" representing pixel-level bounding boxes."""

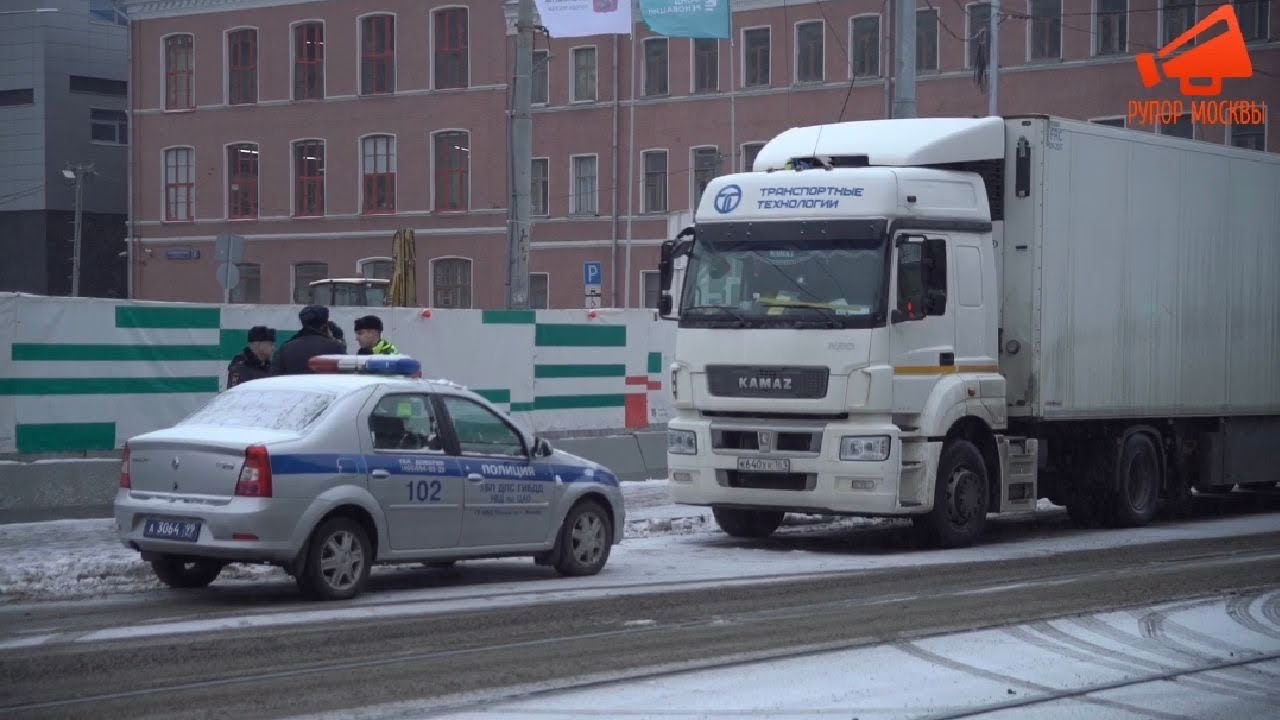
[{"left": 639, "top": 0, "right": 731, "bottom": 39}]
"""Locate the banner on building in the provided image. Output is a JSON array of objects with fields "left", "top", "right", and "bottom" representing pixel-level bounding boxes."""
[
  {"left": 639, "top": 0, "right": 730, "bottom": 39},
  {"left": 534, "top": 0, "right": 633, "bottom": 38}
]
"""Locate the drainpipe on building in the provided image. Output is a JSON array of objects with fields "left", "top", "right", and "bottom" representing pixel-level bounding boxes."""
[
  {"left": 124, "top": 7, "right": 135, "bottom": 299},
  {"left": 884, "top": 0, "right": 894, "bottom": 120},
  {"left": 610, "top": 35, "right": 621, "bottom": 309}
]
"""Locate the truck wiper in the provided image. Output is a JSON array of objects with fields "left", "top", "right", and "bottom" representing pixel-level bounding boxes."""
[
  {"left": 682, "top": 305, "right": 748, "bottom": 326},
  {"left": 757, "top": 299, "right": 844, "bottom": 328}
]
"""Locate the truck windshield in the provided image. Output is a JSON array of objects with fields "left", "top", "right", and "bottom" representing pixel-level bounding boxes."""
[{"left": 678, "top": 220, "right": 888, "bottom": 329}]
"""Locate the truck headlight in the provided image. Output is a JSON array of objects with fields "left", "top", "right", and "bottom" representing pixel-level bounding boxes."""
[
  {"left": 839, "top": 435, "right": 891, "bottom": 462},
  {"left": 668, "top": 429, "right": 697, "bottom": 455}
]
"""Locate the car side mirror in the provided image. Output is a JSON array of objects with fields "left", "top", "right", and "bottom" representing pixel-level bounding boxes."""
[{"left": 534, "top": 438, "right": 552, "bottom": 457}]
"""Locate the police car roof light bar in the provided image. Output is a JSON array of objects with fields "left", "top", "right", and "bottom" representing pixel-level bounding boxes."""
[{"left": 307, "top": 354, "right": 423, "bottom": 377}]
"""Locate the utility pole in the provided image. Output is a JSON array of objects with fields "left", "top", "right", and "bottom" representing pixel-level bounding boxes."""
[
  {"left": 989, "top": 0, "right": 1000, "bottom": 115},
  {"left": 63, "top": 162, "right": 95, "bottom": 298},
  {"left": 892, "top": 0, "right": 917, "bottom": 119},
  {"left": 506, "top": 0, "right": 534, "bottom": 310}
]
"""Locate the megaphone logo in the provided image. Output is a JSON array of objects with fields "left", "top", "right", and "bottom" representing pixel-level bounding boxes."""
[{"left": 1135, "top": 4, "right": 1254, "bottom": 97}]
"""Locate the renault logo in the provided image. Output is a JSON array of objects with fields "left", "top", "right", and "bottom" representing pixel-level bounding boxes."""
[{"left": 757, "top": 431, "right": 773, "bottom": 453}]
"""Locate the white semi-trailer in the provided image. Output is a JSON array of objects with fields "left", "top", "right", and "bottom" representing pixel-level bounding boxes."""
[{"left": 656, "top": 115, "right": 1280, "bottom": 548}]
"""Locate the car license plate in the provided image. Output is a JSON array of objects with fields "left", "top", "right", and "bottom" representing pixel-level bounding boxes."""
[
  {"left": 737, "top": 457, "right": 791, "bottom": 473},
  {"left": 143, "top": 517, "right": 201, "bottom": 542}
]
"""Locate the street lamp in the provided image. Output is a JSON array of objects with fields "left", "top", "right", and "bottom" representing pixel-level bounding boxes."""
[{"left": 63, "top": 163, "right": 96, "bottom": 297}]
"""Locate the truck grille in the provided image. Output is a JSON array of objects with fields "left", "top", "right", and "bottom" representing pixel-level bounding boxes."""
[
  {"left": 712, "top": 429, "right": 822, "bottom": 454},
  {"left": 717, "top": 470, "right": 816, "bottom": 492},
  {"left": 705, "top": 366, "right": 829, "bottom": 399}
]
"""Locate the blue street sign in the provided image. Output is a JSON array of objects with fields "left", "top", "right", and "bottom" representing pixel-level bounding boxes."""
[{"left": 583, "top": 261, "right": 603, "bottom": 287}]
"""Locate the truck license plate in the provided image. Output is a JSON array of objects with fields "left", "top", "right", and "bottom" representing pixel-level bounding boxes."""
[
  {"left": 737, "top": 457, "right": 791, "bottom": 473},
  {"left": 143, "top": 517, "right": 201, "bottom": 542}
]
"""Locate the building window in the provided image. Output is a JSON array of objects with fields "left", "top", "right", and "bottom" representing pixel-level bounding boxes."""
[
  {"left": 361, "top": 14, "right": 395, "bottom": 95},
  {"left": 643, "top": 150, "right": 668, "bottom": 213},
  {"left": 69, "top": 75, "right": 126, "bottom": 96},
  {"left": 1234, "top": 0, "right": 1270, "bottom": 41},
  {"left": 293, "top": 139, "right": 325, "bottom": 217},
  {"left": 571, "top": 155, "right": 598, "bottom": 215},
  {"left": 227, "top": 143, "right": 259, "bottom": 219},
  {"left": 90, "top": 0, "right": 128, "bottom": 25},
  {"left": 917, "top": 9, "right": 939, "bottom": 71},
  {"left": 852, "top": 17, "right": 880, "bottom": 77},
  {"left": 0, "top": 89, "right": 35, "bottom": 106},
  {"left": 434, "top": 131, "right": 470, "bottom": 212},
  {"left": 293, "top": 262, "right": 329, "bottom": 304},
  {"left": 692, "top": 147, "right": 720, "bottom": 209},
  {"left": 361, "top": 134, "right": 396, "bottom": 214},
  {"left": 1159, "top": 113, "right": 1193, "bottom": 139},
  {"left": 164, "top": 147, "right": 194, "bottom": 222},
  {"left": 433, "top": 258, "right": 472, "bottom": 308},
  {"left": 643, "top": 38, "right": 669, "bottom": 96},
  {"left": 642, "top": 271, "right": 661, "bottom": 309},
  {"left": 293, "top": 22, "right": 324, "bottom": 100},
  {"left": 1095, "top": 0, "right": 1127, "bottom": 55},
  {"left": 529, "top": 272, "right": 549, "bottom": 309},
  {"left": 573, "top": 47, "right": 596, "bottom": 101},
  {"left": 231, "top": 263, "right": 261, "bottom": 304},
  {"left": 743, "top": 28, "right": 770, "bottom": 87},
  {"left": 227, "top": 29, "right": 257, "bottom": 105},
  {"left": 164, "top": 34, "right": 194, "bottom": 110},
  {"left": 532, "top": 50, "right": 549, "bottom": 104},
  {"left": 796, "top": 21, "right": 824, "bottom": 83},
  {"left": 434, "top": 7, "right": 468, "bottom": 89},
  {"left": 90, "top": 108, "right": 127, "bottom": 145},
  {"left": 1229, "top": 116, "right": 1267, "bottom": 151},
  {"left": 1091, "top": 117, "right": 1126, "bottom": 127},
  {"left": 741, "top": 142, "right": 765, "bottom": 172},
  {"left": 360, "top": 257, "right": 394, "bottom": 279},
  {"left": 693, "top": 39, "right": 718, "bottom": 93},
  {"left": 532, "top": 158, "right": 549, "bottom": 216},
  {"left": 1029, "top": 0, "right": 1062, "bottom": 60},
  {"left": 967, "top": 3, "right": 991, "bottom": 68},
  {"left": 1161, "top": 0, "right": 1195, "bottom": 45}
]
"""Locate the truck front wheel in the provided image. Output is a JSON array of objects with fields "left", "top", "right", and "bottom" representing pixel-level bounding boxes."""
[
  {"left": 915, "top": 440, "right": 990, "bottom": 548},
  {"left": 712, "top": 507, "right": 785, "bottom": 539}
]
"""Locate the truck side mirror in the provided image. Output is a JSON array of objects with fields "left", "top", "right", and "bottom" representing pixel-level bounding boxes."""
[{"left": 659, "top": 294, "right": 674, "bottom": 316}]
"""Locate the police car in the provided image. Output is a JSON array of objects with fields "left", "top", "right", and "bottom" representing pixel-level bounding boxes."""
[{"left": 114, "top": 354, "right": 625, "bottom": 600}]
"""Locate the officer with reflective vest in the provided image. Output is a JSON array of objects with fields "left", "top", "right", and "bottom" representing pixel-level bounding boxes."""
[{"left": 354, "top": 315, "right": 398, "bottom": 355}]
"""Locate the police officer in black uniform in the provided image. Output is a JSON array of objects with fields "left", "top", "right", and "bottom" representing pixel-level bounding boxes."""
[
  {"left": 276, "top": 305, "right": 347, "bottom": 374},
  {"left": 226, "top": 326, "right": 276, "bottom": 388}
]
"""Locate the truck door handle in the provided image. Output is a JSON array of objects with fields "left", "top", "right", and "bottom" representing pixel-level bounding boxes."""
[
  {"left": 467, "top": 473, "right": 485, "bottom": 481},
  {"left": 371, "top": 469, "right": 391, "bottom": 479}
]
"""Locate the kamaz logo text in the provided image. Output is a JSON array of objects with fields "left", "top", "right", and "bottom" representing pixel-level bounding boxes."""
[{"left": 739, "top": 377, "right": 793, "bottom": 391}]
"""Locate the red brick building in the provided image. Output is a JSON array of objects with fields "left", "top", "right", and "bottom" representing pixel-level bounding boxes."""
[{"left": 120, "top": 0, "right": 1277, "bottom": 308}]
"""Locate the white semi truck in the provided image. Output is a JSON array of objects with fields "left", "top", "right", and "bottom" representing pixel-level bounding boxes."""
[{"left": 656, "top": 115, "right": 1280, "bottom": 548}]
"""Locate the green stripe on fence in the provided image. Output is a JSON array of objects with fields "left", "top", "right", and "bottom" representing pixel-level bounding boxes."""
[
  {"left": 474, "top": 389, "right": 512, "bottom": 405},
  {"left": 648, "top": 352, "right": 663, "bottom": 374},
  {"left": 16, "top": 422, "right": 116, "bottom": 453},
  {"left": 510, "top": 402, "right": 536, "bottom": 413},
  {"left": 11, "top": 344, "right": 227, "bottom": 362},
  {"left": 534, "top": 364, "right": 626, "bottom": 379},
  {"left": 534, "top": 324, "right": 626, "bottom": 347},
  {"left": 116, "top": 306, "right": 221, "bottom": 329},
  {"left": 481, "top": 310, "right": 537, "bottom": 325},
  {"left": 0, "top": 377, "right": 220, "bottom": 396},
  {"left": 533, "top": 394, "right": 626, "bottom": 410}
]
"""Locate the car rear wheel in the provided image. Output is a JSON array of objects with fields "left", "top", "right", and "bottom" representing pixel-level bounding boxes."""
[
  {"left": 297, "top": 517, "right": 372, "bottom": 601},
  {"left": 553, "top": 500, "right": 613, "bottom": 577},
  {"left": 150, "top": 556, "right": 224, "bottom": 589}
]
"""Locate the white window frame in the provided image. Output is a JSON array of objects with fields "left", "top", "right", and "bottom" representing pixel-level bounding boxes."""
[
  {"left": 429, "top": 128, "right": 472, "bottom": 213},
  {"left": 222, "top": 25, "right": 260, "bottom": 107},
  {"left": 160, "top": 32, "right": 196, "bottom": 112},
  {"left": 740, "top": 26, "right": 771, "bottom": 88},
  {"left": 531, "top": 49, "right": 551, "bottom": 105},
  {"left": 964, "top": 2, "right": 992, "bottom": 70},
  {"left": 570, "top": 153, "right": 599, "bottom": 216},
  {"left": 1156, "top": 0, "right": 1198, "bottom": 48},
  {"left": 161, "top": 144, "right": 195, "bottom": 223},
  {"left": 641, "top": 148, "right": 669, "bottom": 214},
  {"left": 915, "top": 8, "right": 941, "bottom": 72},
  {"left": 1024, "top": 0, "right": 1064, "bottom": 62},
  {"left": 642, "top": 36, "right": 670, "bottom": 97},
  {"left": 531, "top": 156, "right": 551, "bottom": 217},
  {"left": 529, "top": 271, "right": 551, "bottom": 309},
  {"left": 430, "top": 5, "right": 472, "bottom": 91},
  {"left": 356, "top": 11, "right": 399, "bottom": 96},
  {"left": 358, "top": 132, "right": 398, "bottom": 214},
  {"left": 740, "top": 140, "right": 766, "bottom": 172},
  {"left": 689, "top": 38, "right": 720, "bottom": 93},
  {"left": 1226, "top": 104, "right": 1268, "bottom": 151},
  {"left": 794, "top": 19, "right": 825, "bottom": 84},
  {"left": 429, "top": 255, "right": 475, "bottom": 309},
  {"left": 357, "top": 256, "right": 395, "bottom": 279},
  {"left": 690, "top": 145, "right": 720, "bottom": 211},
  {"left": 570, "top": 45, "right": 598, "bottom": 103},
  {"left": 849, "top": 13, "right": 882, "bottom": 79},
  {"left": 1158, "top": 112, "right": 1196, "bottom": 140},
  {"left": 223, "top": 140, "right": 261, "bottom": 222},
  {"left": 1090, "top": 0, "right": 1130, "bottom": 56},
  {"left": 289, "top": 137, "right": 327, "bottom": 218},
  {"left": 289, "top": 19, "right": 328, "bottom": 101},
  {"left": 292, "top": 261, "right": 330, "bottom": 305},
  {"left": 640, "top": 270, "right": 661, "bottom": 310}
]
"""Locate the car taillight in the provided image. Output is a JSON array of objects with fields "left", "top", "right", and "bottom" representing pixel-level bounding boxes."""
[
  {"left": 120, "top": 446, "right": 132, "bottom": 489},
  {"left": 234, "top": 445, "right": 273, "bottom": 498}
]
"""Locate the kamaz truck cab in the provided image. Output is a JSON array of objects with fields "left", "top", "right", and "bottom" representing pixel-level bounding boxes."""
[{"left": 657, "top": 117, "right": 1038, "bottom": 548}]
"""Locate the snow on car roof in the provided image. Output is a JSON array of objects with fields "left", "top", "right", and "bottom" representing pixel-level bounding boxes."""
[{"left": 232, "top": 373, "right": 488, "bottom": 403}]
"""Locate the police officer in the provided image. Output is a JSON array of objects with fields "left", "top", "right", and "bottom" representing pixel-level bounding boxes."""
[
  {"left": 276, "top": 305, "right": 347, "bottom": 374},
  {"left": 354, "top": 315, "right": 398, "bottom": 355},
  {"left": 227, "top": 326, "right": 275, "bottom": 388}
]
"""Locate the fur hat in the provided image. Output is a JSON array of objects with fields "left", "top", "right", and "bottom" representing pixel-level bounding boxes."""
[
  {"left": 247, "top": 326, "right": 275, "bottom": 343},
  {"left": 298, "top": 305, "right": 329, "bottom": 328},
  {"left": 354, "top": 315, "right": 383, "bottom": 332}
]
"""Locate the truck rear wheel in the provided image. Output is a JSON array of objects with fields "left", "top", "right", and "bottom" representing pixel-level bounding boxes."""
[
  {"left": 1109, "top": 432, "right": 1162, "bottom": 528},
  {"left": 914, "top": 440, "right": 989, "bottom": 548},
  {"left": 712, "top": 507, "right": 785, "bottom": 539}
]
